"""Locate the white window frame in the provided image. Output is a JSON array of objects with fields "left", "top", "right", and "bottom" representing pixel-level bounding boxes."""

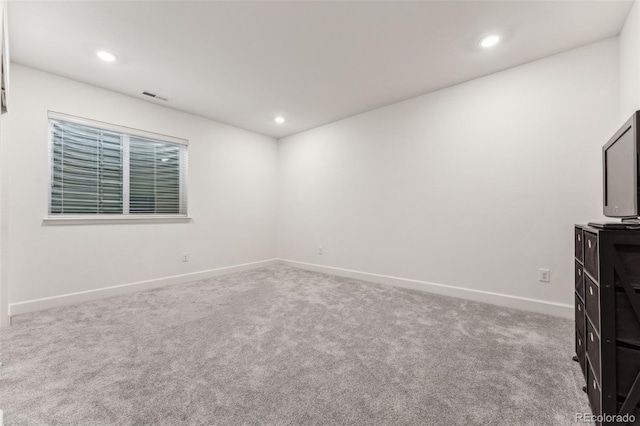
[{"left": 44, "top": 111, "right": 190, "bottom": 225}]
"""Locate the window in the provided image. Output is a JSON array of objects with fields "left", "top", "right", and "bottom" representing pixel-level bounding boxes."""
[{"left": 48, "top": 112, "right": 188, "bottom": 219}]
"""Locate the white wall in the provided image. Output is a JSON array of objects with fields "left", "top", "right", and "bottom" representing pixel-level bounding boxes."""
[
  {"left": 0, "top": 111, "right": 7, "bottom": 327},
  {"left": 0, "top": 0, "right": 9, "bottom": 327},
  {"left": 620, "top": 0, "right": 640, "bottom": 119},
  {"left": 6, "top": 64, "right": 278, "bottom": 311},
  {"left": 278, "top": 39, "right": 619, "bottom": 316}
]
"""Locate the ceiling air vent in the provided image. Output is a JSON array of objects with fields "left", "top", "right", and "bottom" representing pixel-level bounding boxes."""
[{"left": 142, "top": 91, "right": 168, "bottom": 102}]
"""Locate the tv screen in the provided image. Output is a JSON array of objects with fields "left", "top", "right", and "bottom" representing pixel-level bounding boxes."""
[{"left": 603, "top": 112, "right": 640, "bottom": 218}]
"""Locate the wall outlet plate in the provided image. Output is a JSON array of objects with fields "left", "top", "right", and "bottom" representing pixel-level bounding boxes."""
[{"left": 538, "top": 268, "right": 550, "bottom": 282}]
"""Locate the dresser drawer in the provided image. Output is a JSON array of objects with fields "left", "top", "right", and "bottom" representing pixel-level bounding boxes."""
[
  {"left": 586, "top": 319, "right": 601, "bottom": 384},
  {"left": 617, "top": 402, "right": 640, "bottom": 423},
  {"left": 617, "top": 346, "right": 640, "bottom": 398},
  {"left": 575, "top": 227, "right": 584, "bottom": 262},
  {"left": 585, "top": 275, "right": 600, "bottom": 334},
  {"left": 617, "top": 291, "right": 640, "bottom": 347},
  {"left": 584, "top": 231, "right": 599, "bottom": 279},
  {"left": 587, "top": 361, "right": 602, "bottom": 419},
  {"left": 576, "top": 328, "right": 586, "bottom": 376},
  {"left": 576, "top": 295, "right": 585, "bottom": 337},
  {"left": 575, "top": 261, "right": 584, "bottom": 300}
]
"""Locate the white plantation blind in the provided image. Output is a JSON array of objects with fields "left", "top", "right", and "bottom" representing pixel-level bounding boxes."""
[
  {"left": 129, "top": 136, "right": 182, "bottom": 214},
  {"left": 49, "top": 113, "right": 188, "bottom": 217},
  {"left": 50, "top": 121, "right": 124, "bottom": 214}
]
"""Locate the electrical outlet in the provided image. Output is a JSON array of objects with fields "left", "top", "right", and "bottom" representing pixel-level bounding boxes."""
[
  {"left": 182, "top": 253, "right": 189, "bottom": 262},
  {"left": 318, "top": 246, "right": 323, "bottom": 255},
  {"left": 538, "top": 268, "right": 550, "bottom": 282}
]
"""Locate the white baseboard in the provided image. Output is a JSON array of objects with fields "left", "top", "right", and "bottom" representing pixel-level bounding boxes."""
[
  {"left": 8, "top": 258, "right": 573, "bottom": 319},
  {"left": 278, "top": 259, "right": 573, "bottom": 319},
  {"left": 9, "top": 259, "right": 279, "bottom": 317}
]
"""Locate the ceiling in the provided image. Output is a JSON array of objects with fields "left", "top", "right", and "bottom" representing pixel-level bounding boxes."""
[{"left": 8, "top": 1, "right": 634, "bottom": 139}]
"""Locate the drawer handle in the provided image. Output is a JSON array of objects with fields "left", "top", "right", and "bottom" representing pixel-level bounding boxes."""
[
  {"left": 578, "top": 304, "right": 581, "bottom": 311},
  {"left": 590, "top": 332, "right": 594, "bottom": 342},
  {"left": 590, "top": 286, "right": 593, "bottom": 296},
  {"left": 578, "top": 269, "right": 581, "bottom": 276},
  {"left": 588, "top": 240, "right": 592, "bottom": 249},
  {"left": 578, "top": 234, "right": 581, "bottom": 242},
  {"left": 578, "top": 338, "right": 582, "bottom": 345}
]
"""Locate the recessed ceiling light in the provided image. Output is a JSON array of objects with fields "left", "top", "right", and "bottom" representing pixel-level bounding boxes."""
[
  {"left": 274, "top": 116, "right": 285, "bottom": 124},
  {"left": 480, "top": 35, "right": 500, "bottom": 49},
  {"left": 96, "top": 50, "right": 117, "bottom": 62}
]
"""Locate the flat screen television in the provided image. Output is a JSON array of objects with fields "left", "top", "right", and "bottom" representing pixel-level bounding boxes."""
[{"left": 603, "top": 110, "right": 640, "bottom": 220}]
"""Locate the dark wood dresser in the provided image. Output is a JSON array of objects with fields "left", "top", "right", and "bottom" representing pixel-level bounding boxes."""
[{"left": 575, "top": 224, "right": 640, "bottom": 425}]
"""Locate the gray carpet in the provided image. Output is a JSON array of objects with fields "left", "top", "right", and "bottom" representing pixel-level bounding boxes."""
[{"left": 0, "top": 265, "right": 589, "bottom": 425}]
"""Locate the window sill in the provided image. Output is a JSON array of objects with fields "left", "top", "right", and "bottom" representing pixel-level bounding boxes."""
[{"left": 43, "top": 215, "right": 192, "bottom": 226}]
